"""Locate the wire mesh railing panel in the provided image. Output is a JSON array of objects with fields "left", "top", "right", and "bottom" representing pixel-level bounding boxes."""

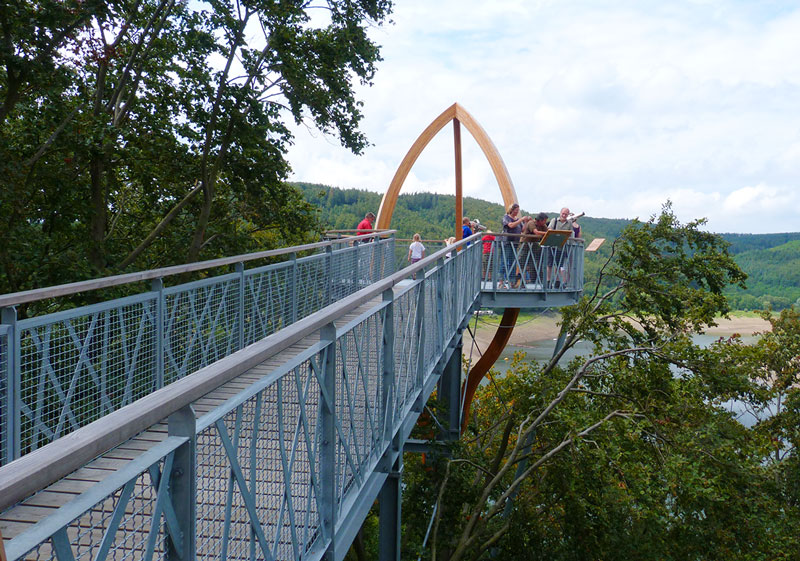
[
  {"left": 17, "top": 295, "right": 158, "bottom": 455},
  {"left": 12, "top": 459, "right": 168, "bottom": 561},
  {"left": 335, "top": 310, "right": 385, "bottom": 507},
  {"left": 195, "top": 424, "right": 230, "bottom": 561},
  {"left": 243, "top": 263, "right": 293, "bottom": 347},
  {"left": 295, "top": 255, "right": 328, "bottom": 322},
  {"left": 392, "top": 285, "right": 422, "bottom": 416},
  {"left": 379, "top": 238, "right": 396, "bottom": 281},
  {"left": 163, "top": 275, "right": 240, "bottom": 385},
  {"left": 330, "top": 246, "right": 359, "bottom": 302},
  {"left": 195, "top": 361, "right": 323, "bottom": 561},
  {"left": 277, "top": 363, "right": 322, "bottom": 560},
  {"left": 423, "top": 276, "right": 440, "bottom": 363}
]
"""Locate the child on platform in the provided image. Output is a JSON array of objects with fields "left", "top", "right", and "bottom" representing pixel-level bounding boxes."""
[{"left": 407, "top": 234, "right": 425, "bottom": 279}]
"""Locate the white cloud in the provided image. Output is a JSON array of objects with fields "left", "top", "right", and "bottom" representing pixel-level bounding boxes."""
[{"left": 286, "top": 0, "right": 800, "bottom": 234}]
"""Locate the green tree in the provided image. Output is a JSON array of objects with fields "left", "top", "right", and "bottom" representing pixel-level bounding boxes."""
[
  {"left": 1, "top": 0, "right": 392, "bottom": 303},
  {"left": 401, "top": 205, "right": 799, "bottom": 560}
]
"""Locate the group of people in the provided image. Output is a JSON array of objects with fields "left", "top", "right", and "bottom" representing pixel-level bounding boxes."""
[
  {"left": 496, "top": 205, "right": 582, "bottom": 288},
  {"left": 358, "top": 206, "right": 582, "bottom": 287}
]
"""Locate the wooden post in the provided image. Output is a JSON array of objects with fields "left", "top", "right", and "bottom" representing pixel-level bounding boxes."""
[
  {"left": 454, "top": 118, "right": 463, "bottom": 241},
  {"left": 0, "top": 528, "right": 7, "bottom": 561}
]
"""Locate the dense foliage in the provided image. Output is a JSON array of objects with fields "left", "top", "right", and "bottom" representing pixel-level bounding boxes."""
[
  {"left": 0, "top": 0, "right": 392, "bottom": 302},
  {"left": 397, "top": 206, "right": 800, "bottom": 561},
  {"left": 300, "top": 183, "right": 800, "bottom": 310}
]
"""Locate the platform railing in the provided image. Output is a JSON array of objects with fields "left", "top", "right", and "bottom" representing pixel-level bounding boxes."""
[
  {"left": 0, "top": 235, "right": 483, "bottom": 561},
  {"left": 482, "top": 235, "right": 584, "bottom": 292},
  {"left": 0, "top": 233, "right": 395, "bottom": 465}
]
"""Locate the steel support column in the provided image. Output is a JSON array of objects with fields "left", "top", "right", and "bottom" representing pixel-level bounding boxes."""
[
  {"left": 439, "top": 335, "right": 463, "bottom": 440},
  {"left": 378, "top": 457, "right": 402, "bottom": 561}
]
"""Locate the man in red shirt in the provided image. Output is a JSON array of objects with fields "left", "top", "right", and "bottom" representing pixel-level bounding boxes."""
[
  {"left": 357, "top": 212, "right": 375, "bottom": 235},
  {"left": 481, "top": 233, "right": 496, "bottom": 280}
]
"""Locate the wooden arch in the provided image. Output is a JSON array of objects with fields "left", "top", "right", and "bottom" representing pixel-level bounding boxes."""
[
  {"left": 376, "top": 103, "right": 519, "bottom": 231},
  {"left": 376, "top": 103, "right": 522, "bottom": 434}
]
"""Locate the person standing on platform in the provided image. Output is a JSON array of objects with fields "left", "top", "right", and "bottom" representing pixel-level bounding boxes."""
[
  {"left": 357, "top": 212, "right": 375, "bottom": 236},
  {"left": 547, "top": 207, "right": 575, "bottom": 288},
  {"left": 444, "top": 236, "right": 456, "bottom": 259},
  {"left": 518, "top": 212, "right": 549, "bottom": 286},
  {"left": 481, "top": 232, "right": 496, "bottom": 280},
  {"left": 501, "top": 203, "right": 530, "bottom": 287},
  {"left": 462, "top": 216, "right": 473, "bottom": 246},
  {"left": 407, "top": 233, "right": 425, "bottom": 279}
]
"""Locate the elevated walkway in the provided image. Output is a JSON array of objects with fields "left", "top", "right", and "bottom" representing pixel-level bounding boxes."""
[{"left": 0, "top": 232, "right": 582, "bottom": 561}]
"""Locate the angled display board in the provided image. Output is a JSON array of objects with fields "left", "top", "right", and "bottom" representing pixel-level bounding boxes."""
[{"left": 540, "top": 229, "right": 572, "bottom": 247}]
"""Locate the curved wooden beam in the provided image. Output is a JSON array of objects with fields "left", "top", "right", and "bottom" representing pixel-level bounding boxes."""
[
  {"left": 376, "top": 103, "right": 519, "bottom": 229},
  {"left": 375, "top": 103, "right": 521, "bottom": 436},
  {"left": 461, "top": 308, "right": 519, "bottom": 433}
]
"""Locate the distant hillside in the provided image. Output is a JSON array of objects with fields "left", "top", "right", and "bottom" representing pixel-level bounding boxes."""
[
  {"left": 719, "top": 232, "right": 800, "bottom": 254},
  {"left": 296, "top": 182, "right": 800, "bottom": 310},
  {"left": 725, "top": 240, "right": 800, "bottom": 310},
  {"left": 295, "top": 182, "right": 628, "bottom": 241}
]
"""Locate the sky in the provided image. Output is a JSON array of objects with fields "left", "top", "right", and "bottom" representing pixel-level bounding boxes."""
[{"left": 285, "top": 0, "right": 800, "bottom": 234}]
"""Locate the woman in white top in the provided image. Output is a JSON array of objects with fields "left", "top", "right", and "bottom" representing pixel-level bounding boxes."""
[{"left": 408, "top": 233, "right": 425, "bottom": 279}]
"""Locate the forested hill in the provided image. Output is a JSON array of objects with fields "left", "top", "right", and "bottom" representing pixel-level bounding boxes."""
[
  {"left": 295, "top": 182, "right": 629, "bottom": 241},
  {"left": 296, "top": 183, "right": 800, "bottom": 310}
]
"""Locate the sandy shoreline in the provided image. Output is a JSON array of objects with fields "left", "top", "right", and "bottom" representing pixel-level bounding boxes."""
[{"left": 466, "top": 314, "right": 771, "bottom": 349}]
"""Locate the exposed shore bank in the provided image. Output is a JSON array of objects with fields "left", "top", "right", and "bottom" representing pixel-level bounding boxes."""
[{"left": 466, "top": 314, "right": 771, "bottom": 350}]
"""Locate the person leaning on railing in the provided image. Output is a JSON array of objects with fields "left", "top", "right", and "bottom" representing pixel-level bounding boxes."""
[{"left": 518, "top": 212, "right": 549, "bottom": 285}]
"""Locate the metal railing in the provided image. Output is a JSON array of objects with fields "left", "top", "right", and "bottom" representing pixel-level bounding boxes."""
[
  {"left": 0, "top": 235, "right": 483, "bottom": 561},
  {"left": 481, "top": 235, "right": 584, "bottom": 292},
  {"left": 0, "top": 233, "right": 395, "bottom": 465},
  {"left": 393, "top": 235, "right": 585, "bottom": 293}
]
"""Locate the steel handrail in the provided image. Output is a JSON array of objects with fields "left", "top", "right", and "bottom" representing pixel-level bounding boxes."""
[{"left": 0, "top": 230, "right": 396, "bottom": 309}]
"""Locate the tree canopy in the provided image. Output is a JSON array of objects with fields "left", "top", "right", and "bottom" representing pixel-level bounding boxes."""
[
  {"left": 397, "top": 206, "right": 800, "bottom": 561},
  {"left": 0, "top": 0, "right": 393, "bottom": 299}
]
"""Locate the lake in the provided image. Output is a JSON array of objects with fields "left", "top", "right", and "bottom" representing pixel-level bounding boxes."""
[{"left": 477, "top": 333, "right": 765, "bottom": 427}]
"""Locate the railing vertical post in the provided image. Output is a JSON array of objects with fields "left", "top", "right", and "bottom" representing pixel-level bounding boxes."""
[
  {"left": 414, "top": 282, "right": 426, "bottom": 399},
  {"left": 236, "top": 262, "right": 245, "bottom": 350},
  {"left": 167, "top": 405, "right": 197, "bottom": 561},
  {"left": 378, "top": 456, "right": 402, "bottom": 561},
  {"left": 152, "top": 279, "right": 165, "bottom": 390},
  {"left": 290, "top": 252, "right": 298, "bottom": 324},
  {"left": 1, "top": 307, "right": 19, "bottom": 463},
  {"left": 325, "top": 244, "right": 333, "bottom": 306},
  {"left": 320, "top": 322, "right": 337, "bottom": 560},
  {"left": 353, "top": 242, "right": 360, "bottom": 295},
  {"left": 491, "top": 241, "right": 498, "bottom": 289},
  {"left": 382, "top": 288, "right": 395, "bottom": 444},
  {"left": 435, "top": 258, "right": 445, "bottom": 356}
]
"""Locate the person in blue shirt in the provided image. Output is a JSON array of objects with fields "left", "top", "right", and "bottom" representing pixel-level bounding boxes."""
[{"left": 462, "top": 216, "right": 473, "bottom": 244}]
